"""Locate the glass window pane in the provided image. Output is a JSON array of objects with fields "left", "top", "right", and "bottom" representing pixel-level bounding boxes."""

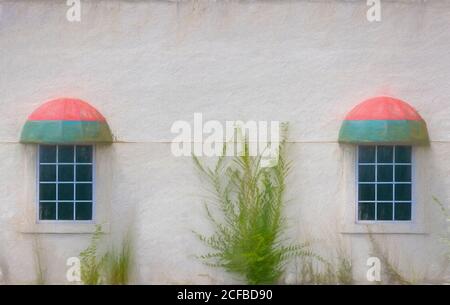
[
  {"left": 377, "top": 146, "right": 393, "bottom": 163},
  {"left": 58, "top": 202, "right": 74, "bottom": 220},
  {"left": 377, "top": 202, "right": 393, "bottom": 220},
  {"left": 39, "top": 145, "right": 56, "bottom": 163},
  {"left": 395, "top": 202, "right": 412, "bottom": 220},
  {"left": 39, "top": 183, "right": 56, "bottom": 200},
  {"left": 359, "top": 165, "right": 375, "bottom": 182},
  {"left": 58, "top": 146, "right": 74, "bottom": 163},
  {"left": 359, "top": 184, "right": 375, "bottom": 201},
  {"left": 76, "top": 165, "right": 92, "bottom": 182},
  {"left": 395, "top": 165, "right": 411, "bottom": 182},
  {"left": 76, "top": 202, "right": 93, "bottom": 220},
  {"left": 76, "top": 184, "right": 92, "bottom": 200},
  {"left": 76, "top": 146, "right": 93, "bottom": 163},
  {"left": 395, "top": 146, "right": 411, "bottom": 163},
  {"left": 58, "top": 184, "right": 74, "bottom": 200},
  {"left": 377, "top": 165, "right": 393, "bottom": 182},
  {"left": 58, "top": 165, "right": 74, "bottom": 182},
  {"left": 359, "top": 146, "right": 375, "bottom": 163},
  {"left": 40, "top": 165, "right": 56, "bottom": 182},
  {"left": 395, "top": 184, "right": 411, "bottom": 201},
  {"left": 40, "top": 202, "right": 56, "bottom": 220},
  {"left": 377, "top": 184, "right": 393, "bottom": 201},
  {"left": 359, "top": 202, "right": 375, "bottom": 220}
]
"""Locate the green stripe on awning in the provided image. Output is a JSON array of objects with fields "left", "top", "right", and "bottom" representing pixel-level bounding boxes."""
[
  {"left": 338, "top": 120, "right": 429, "bottom": 145},
  {"left": 20, "top": 120, "right": 113, "bottom": 144}
]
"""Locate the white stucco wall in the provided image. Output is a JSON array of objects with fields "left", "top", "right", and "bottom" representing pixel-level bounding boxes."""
[{"left": 0, "top": 0, "right": 449, "bottom": 284}]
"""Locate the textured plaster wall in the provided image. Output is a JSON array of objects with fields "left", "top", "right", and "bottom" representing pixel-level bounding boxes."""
[{"left": 0, "top": 0, "right": 449, "bottom": 283}]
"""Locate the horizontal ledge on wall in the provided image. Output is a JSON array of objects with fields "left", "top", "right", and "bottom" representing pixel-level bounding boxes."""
[{"left": 17, "top": 222, "right": 110, "bottom": 235}]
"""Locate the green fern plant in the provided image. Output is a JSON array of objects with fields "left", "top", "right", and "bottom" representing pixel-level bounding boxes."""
[
  {"left": 104, "top": 234, "right": 133, "bottom": 285},
  {"left": 193, "top": 125, "right": 315, "bottom": 284},
  {"left": 79, "top": 225, "right": 105, "bottom": 285}
]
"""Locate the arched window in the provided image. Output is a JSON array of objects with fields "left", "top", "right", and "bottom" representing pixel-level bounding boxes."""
[
  {"left": 20, "top": 98, "right": 113, "bottom": 221},
  {"left": 339, "top": 96, "right": 429, "bottom": 222}
]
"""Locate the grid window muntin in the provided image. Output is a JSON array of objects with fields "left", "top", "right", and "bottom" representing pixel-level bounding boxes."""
[
  {"left": 357, "top": 145, "right": 413, "bottom": 222},
  {"left": 37, "top": 145, "right": 95, "bottom": 222}
]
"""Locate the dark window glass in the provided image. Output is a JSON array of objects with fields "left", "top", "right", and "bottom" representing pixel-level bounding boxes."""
[
  {"left": 395, "top": 203, "right": 412, "bottom": 220},
  {"left": 377, "top": 165, "right": 393, "bottom": 182},
  {"left": 39, "top": 146, "right": 56, "bottom": 163},
  {"left": 40, "top": 183, "right": 56, "bottom": 200},
  {"left": 359, "top": 165, "right": 375, "bottom": 182},
  {"left": 359, "top": 203, "right": 375, "bottom": 220},
  {"left": 40, "top": 165, "right": 56, "bottom": 182},
  {"left": 58, "top": 146, "right": 74, "bottom": 163},
  {"left": 76, "top": 184, "right": 92, "bottom": 201},
  {"left": 357, "top": 145, "right": 412, "bottom": 221},
  {"left": 76, "top": 146, "right": 93, "bottom": 163},
  {"left": 76, "top": 165, "right": 92, "bottom": 182},
  {"left": 76, "top": 202, "right": 93, "bottom": 220},
  {"left": 58, "top": 165, "right": 74, "bottom": 182},
  {"left": 359, "top": 146, "right": 376, "bottom": 163},
  {"left": 395, "top": 165, "right": 411, "bottom": 182},
  {"left": 58, "top": 184, "right": 74, "bottom": 200},
  {"left": 39, "top": 145, "right": 93, "bottom": 221},
  {"left": 40, "top": 202, "right": 56, "bottom": 220},
  {"left": 377, "top": 184, "right": 393, "bottom": 201},
  {"left": 377, "top": 146, "right": 393, "bottom": 163},
  {"left": 395, "top": 184, "right": 411, "bottom": 201},
  {"left": 395, "top": 146, "right": 411, "bottom": 163},
  {"left": 377, "top": 203, "right": 393, "bottom": 221},
  {"left": 58, "top": 202, "right": 74, "bottom": 220},
  {"left": 359, "top": 184, "right": 375, "bottom": 201}
]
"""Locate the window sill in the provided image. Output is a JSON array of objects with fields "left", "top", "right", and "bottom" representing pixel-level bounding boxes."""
[
  {"left": 340, "top": 222, "right": 427, "bottom": 235},
  {"left": 17, "top": 221, "right": 110, "bottom": 234}
]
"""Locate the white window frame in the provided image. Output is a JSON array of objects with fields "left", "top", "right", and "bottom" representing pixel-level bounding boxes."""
[
  {"left": 36, "top": 144, "right": 96, "bottom": 223},
  {"left": 355, "top": 145, "right": 415, "bottom": 224}
]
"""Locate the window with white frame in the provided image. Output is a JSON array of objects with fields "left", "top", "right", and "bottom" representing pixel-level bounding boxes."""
[
  {"left": 38, "top": 145, "right": 94, "bottom": 221},
  {"left": 357, "top": 145, "right": 412, "bottom": 221}
]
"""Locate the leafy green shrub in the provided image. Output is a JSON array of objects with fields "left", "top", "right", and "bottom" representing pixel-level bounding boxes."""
[
  {"left": 79, "top": 225, "right": 133, "bottom": 285},
  {"left": 80, "top": 225, "right": 105, "bottom": 285},
  {"left": 299, "top": 255, "right": 353, "bottom": 285},
  {"left": 193, "top": 127, "right": 315, "bottom": 284},
  {"left": 104, "top": 234, "right": 132, "bottom": 285}
]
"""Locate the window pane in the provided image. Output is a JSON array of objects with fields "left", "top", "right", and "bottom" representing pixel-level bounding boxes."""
[
  {"left": 58, "top": 202, "right": 74, "bottom": 220},
  {"left": 359, "top": 184, "right": 375, "bottom": 201},
  {"left": 395, "top": 146, "right": 411, "bottom": 163},
  {"left": 359, "top": 146, "right": 375, "bottom": 163},
  {"left": 58, "top": 146, "right": 74, "bottom": 163},
  {"left": 76, "top": 165, "right": 92, "bottom": 182},
  {"left": 395, "top": 165, "right": 411, "bottom": 182},
  {"left": 359, "top": 165, "right": 375, "bottom": 182},
  {"left": 359, "top": 202, "right": 375, "bottom": 220},
  {"left": 395, "top": 184, "right": 411, "bottom": 201},
  {"left": 58, "top": 165, "right": 74, "bottom": 182},
  {"left": 377, "top": 146, "right": 393, "bottom": 163},
  {"left": 39, "top": 145, "right": 56, "bottom": 163},
  {"left": 58, "top": 184, "right": 74, "bottom": 200},
  {"left": 377, "top": 202, "right": 393, "bottom": 220},
  {"left": 377, "top": 165, "right": 393, "bottom": 182},
  {"left": 76, "top": 202, "right": 92, "bottom": 220},
  {"left": 76, "top": 146, "right": 93, "bottom": 163},
  {"left": 395, "top": 202, "right": 412, "bottom": 220},
  {"left": 40, "top": 202, "right": 56, "bottom": 220},
  {"left": 40, "top": 165, "right": 56, "bottom": 182},
  {"left": 40, "top": 183, "right": 56, "bottom": 200},
  {"left": 76, "top": 184, "right": 92, "bottom": 200},
  {"left": 377, "top": 184, "right": 393, "bottom": 201}
]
